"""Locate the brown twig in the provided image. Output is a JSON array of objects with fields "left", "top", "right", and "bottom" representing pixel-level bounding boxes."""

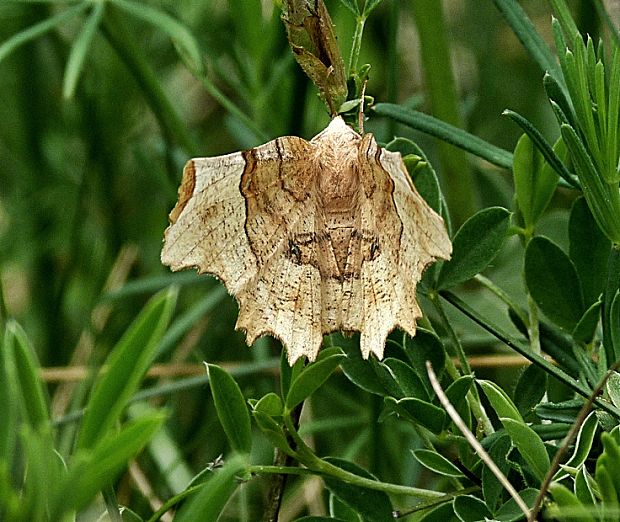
[
  {"left": 262, "top": 402, "right": 303, "bottom": 522},
  {"left": 426, "top": 361, "right": 532, "bottom": 520},
  {"left": 528, "top": 358, "right": 620, "bottom": 522},
  {"left": 40, "top": 354, "right": 536, "bottom": 383}
]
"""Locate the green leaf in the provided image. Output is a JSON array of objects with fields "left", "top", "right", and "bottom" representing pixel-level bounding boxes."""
[
  {"left": 372, "top": 103, "right": 514, "bottom": 169},
  {"left": 174, "top": 453, "right": 248, "bottom": 522},
  {"left": 323, "top": 457, "right": 393, "bottom": 522},
  {"left": 492, "top": 0, "right": 563, "bottom": 81},
  {"left": 554, "top": 411, "right": 598, "bottom": 479},
  {"left": 452, "top": 495, "right": 492, "bottom": 521},
  {"left": 437, "top": 207, "right": 511, "bottom": 289},
  {"left": 386, "top": 397, "right": 446, "bottom": 434},
  {"left": 611, "top": 291, "right": 620, "bottom": 363},
  {"left": 77, "top": 288, "right": 176, "bottom": 450},
  {"left": 512, "top": 133, "right": 561, "bottom": 228},
  {"left": 514, "top": 364, "right": 547, "bottom": 417},
  {"left": 110, "top": 0, "right": 204, "bottom": 74},
  {"left": 386, "top": 138, "right": 443, "bottom": 215},
  {"left": 4, "top": 321, "right": 49, "bottom": 430},
  {"left": 572, "top": 300, "right": 601, "bottom": 343},
  {"left": 607, "top": 372, "right": 620, "bottom": 410},
  {"left": 252, "top": 410, "right": 294, "bottom": 455},
  {"left": 478, "top": 380, "right": 522, "bottom": 422},
  {"left": 548, "top": 482, "right": 596, "bottom": 522},
  {"left": 411, "top": 449, "right": 464, "bottom": 478},
  {"left": 0, "top": 3, "right": 89, "bottom": 64},
  {"left": 525, "top": 236, "right": 585, "bottom": 331},
  {"left": 574, "top": 466, "right": 596, "bottom": 505},
  {"left": 495, "top": 487, "right": 538, "bottom": 521},
  {"left": 506, "top": 113, "right": 574, "bottom": 192},
  {"left": 207, "top": 364, "right": 252, "bottom": 454},
  {"left": 501, "top": 417, "right": 550, "bottom": 482},
  {"left": 340, "top": 344, "right": 386, "bottom": 396},
  {"left": 483, "top": 434, "right": 512, "bottom": 513},
  {"left": 63, "top": 3, "right": 104, "bottom": 99},
  {"left": 444, "top": 375, "right": 473, "bottom": 430},
  {"left": 403, "top": 329, "right": 446, "bottom": 395},
  {"left": 0, "top": 328, "right": 17, "bottom": 463},
  {"left": 561, "top": 123, "right": 620, "bottom": 244},
  {"left": 535, "top": 399, "right": 582, "bottom": 423},
  {"left": 330, "top": 492, "right": 363, "bottom": 521},
  {"left": 382, "top": 358, "right": 429, "bottom": 401},
  {"left": 286, "top": 352, "right": 345, "bottom": 410},
  {"left": 569, "top": 197, "right": 611, "bottom": 306},
  {"left": 51, "top": 413, "right": 166, "bottom": 519},
  {"left": 418, "top": 502, "right": 455, "bottom": 521},
  {"left": 253, "top": 392, "right": 283, "bottom": 417},
  {"left": 544, "top": 71, "right": 577, "bottom": 129},
  {"left": 15, "top": 426, "right": 63, "bottom": 521}
]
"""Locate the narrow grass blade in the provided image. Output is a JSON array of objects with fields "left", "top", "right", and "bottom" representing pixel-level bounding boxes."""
[
  {"left": 63, "top": 3, "right": 105, "bottom": 99},
  {"left": 503, "top": 109, "right": 579, "bottom": 188},
  {"left": 0, "top": 3, "right": 89, "bottom": 64},
  {"left": 76, "top": 288, "right": 176, "bottom": 450},
  {"left": 492, "top": 0, "right": 563, "bottom": 83},
  {"left": 4, "top": 321, "right": 50, "bottom": 430},
  {"left": 110, "top": 0, "right": 203, "bottom": 74},
  {"left": 372, "top": 103, "right": 513, "bottom": 169}
]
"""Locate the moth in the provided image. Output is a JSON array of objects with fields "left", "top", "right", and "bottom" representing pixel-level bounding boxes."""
[{"left": 161, "top": 117, "right": 452, "bottom": 364}]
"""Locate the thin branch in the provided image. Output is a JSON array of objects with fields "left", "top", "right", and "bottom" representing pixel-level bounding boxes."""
[
  {"left": 425, "top": 361, "right": 532, "bottom": 520},
  {"left": 528, "top": 359, "right": 620, "bottom": 521},
  {"left": 40, "top": 355, "right": 536, "bottom": 382}
]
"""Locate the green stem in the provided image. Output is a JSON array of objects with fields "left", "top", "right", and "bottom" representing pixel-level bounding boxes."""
[
  {"left": 429, "top": 293, "right": 495, "bottom": 436},
  {"left": 348, "top": 15, "right": 366, "bottom": 74},
  {"left": 410, "top": 0, "right": 476, "bottom": 225},
  {"left": 400, "top": 486, "right": 481, "bottom": 515},
  {"left": 250, "top": 465, "right": 314, "bottom": 477},
  {"left": 282, "top": 415, "right": 444, "bottom": 498},
  {"left": 146, "top": 484, "right": 203, "bottom": 522},
  {"left": 440, "top": 289, "right": 620, "bottom": 419},
  {"left": 101, "top": 7, "right": 200, "bottom": 157},
  {"left": 474, "top": 274, "right": 530, "bottom": 330}
]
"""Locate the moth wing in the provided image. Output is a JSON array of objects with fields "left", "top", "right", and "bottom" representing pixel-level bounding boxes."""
[
  {"left": 236, "top": 203, "right": 324, "bottom": 364},
  {"left": 335, "top": 135, "right": 451, "bottom": 359},
  {"left": 161, "top": 153, "right": 256, "bottom": 294}
]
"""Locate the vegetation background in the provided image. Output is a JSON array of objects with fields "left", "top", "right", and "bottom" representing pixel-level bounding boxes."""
[{"left": 1, "top": 0, "right": 619, "bottom": 520}]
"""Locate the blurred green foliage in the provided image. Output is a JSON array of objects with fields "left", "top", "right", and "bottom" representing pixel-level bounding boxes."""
[{"left": 1, "top": 0, "right": 619, "bottom": 520}]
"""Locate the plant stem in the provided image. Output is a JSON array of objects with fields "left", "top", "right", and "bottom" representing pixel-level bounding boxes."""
[
  {"left": 282, "top": 414, "right": 445, "bottom": 498},
  {"left": 430, "top": 293, "right": 495, "bottom": 436},
  {"left": 427, "top": 362, "right": 531, "bottom": 520},
  {"left": 410, "top": 0, "right": 477, "bottom": 225},
  {"left": 474, "top": 274, "right": 529, "bottom": 328},
  {"left": 348, "top": 15, "right": 366, "bottom": 74},
  {"left": 441, "top": 290, "right": 620, "bottom": 419}
]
